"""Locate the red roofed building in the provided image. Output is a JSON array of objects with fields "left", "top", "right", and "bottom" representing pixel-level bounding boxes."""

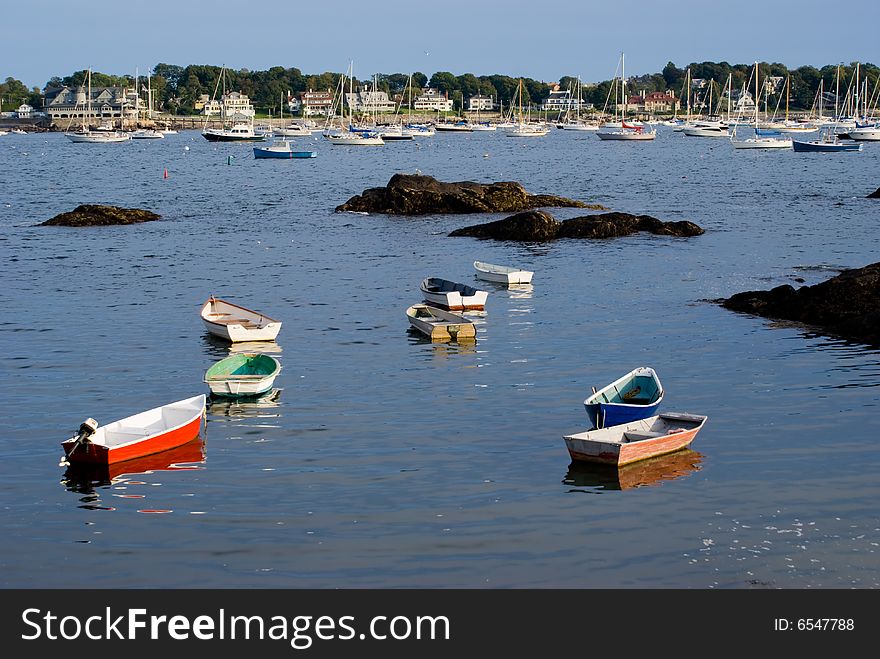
[{"left": 625, "top": 90, "right": 679, "bottom": 114}]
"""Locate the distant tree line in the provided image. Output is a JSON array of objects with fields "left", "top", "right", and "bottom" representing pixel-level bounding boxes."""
[{"left": 5, "top": 60, "right": 878, "bottom": 115}]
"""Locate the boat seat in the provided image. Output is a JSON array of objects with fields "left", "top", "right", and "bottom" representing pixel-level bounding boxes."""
[{"left": 623, "top": 431, "right": 664, "bottom": 442}]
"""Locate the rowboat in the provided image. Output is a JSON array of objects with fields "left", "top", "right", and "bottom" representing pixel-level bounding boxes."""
[
  {"left": 406, "top": 304, "right": 476, "bottom": 341},
  {"left": 563, "top": 412, "right": 707, "bottom": 466},
  {"left": 200, "top": 296, "right": 282, "bottom": 342},
  {"left": 61, "top": 394, "right": 206, "bottom": 465},
  {"left": 204, "top": 353, "right": 281, "bottom": 398},
  {"left": 420, "top": 278, "right": 489, "bottom": 311},
  {"left": 583, "top": 367, "right": 664, "bottom": 428},
  {"left": 473, "top": 260, "right": 534, "bottom": 284}
]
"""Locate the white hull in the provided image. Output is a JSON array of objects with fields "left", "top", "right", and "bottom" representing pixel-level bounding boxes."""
[
  {"left": 131, "top": 129, "right": 164, "bottom": 139},
  {"left": 473, "top": 261, "right": 533, "bottom": 284},
  {"left": 206, "top": 373, "right": 279, "bottom": 397},
  {"left": 559, "top": 123, "right": 599, "bottom": 131},
  {"left": 507, "top": 127, "right": 549, "bottom": 137},
  {"left": 596, "top": 130, "right": 656, "bottom": 141},
  {"left": 421, "top": 278, "right": 489, "bottom": 310},
  {"left": 730, "top": 137, "right": 792, "bottom": 149},
  {"left": 66, "top": 131, "right": 130, "bottom": 143},
  {"left": 470, "top": 124, "right": 497, "bottom": 131},
  {"left": 682, "top": 126, "right": 729, "bottom": 137},
  {"left": 324, "top": 132, "right": 384, "bottom": 145},
  {"left": 849, "top": 127, "right": 880, "bottom": 141},
  {"left": 200, "top": 297, "right": 282, "bottom": 342}
]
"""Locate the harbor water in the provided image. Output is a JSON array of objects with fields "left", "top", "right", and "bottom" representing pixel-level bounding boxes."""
[{"left": 1, "top": 128, "right": 878, "bottom": 588}]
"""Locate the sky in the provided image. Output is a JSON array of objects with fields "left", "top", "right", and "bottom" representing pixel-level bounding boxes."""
[{"left": 1, "top": 0, "right": 877, "bottom": 89}]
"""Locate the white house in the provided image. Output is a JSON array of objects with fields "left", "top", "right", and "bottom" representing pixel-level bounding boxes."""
[
  {"left": 301, "top": 89, "right": 334, "bottom": 117},
  {"left": 345, "top": 86, "right": 396, "bottom": 113},
  {"left": 200, "top": 91, "right": 255, "bottom": 120},
  {"left": 16, "top": 104, "right": 34, "bottom": 118},
  {"left": 468, "top": 95, "right": 495, "bottom": 111},
  {"left": 412, "top": 88, "right": 453, "bottom": 112},
  {"left": 541, "top": 85, "right": 572, "bottom": 111}
]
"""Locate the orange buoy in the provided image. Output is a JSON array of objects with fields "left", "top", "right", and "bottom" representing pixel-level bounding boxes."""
[{"left": 163, "top": 168, "right": 168, "bottom": 179}]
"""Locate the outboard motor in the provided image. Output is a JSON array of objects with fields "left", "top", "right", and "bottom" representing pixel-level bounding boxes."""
[{"left": 59, "top": 418, "right": 98, "bottom": 466}]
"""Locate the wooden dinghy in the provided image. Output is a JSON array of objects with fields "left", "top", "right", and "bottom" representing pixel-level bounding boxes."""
[
  {"left": 204, "top": 353, "right": 281, "bottom": 398},
  {"left": 406, "top": 304, "right": 476, "bottom": 341},
  {"left": 473, "top": 260, "right": 534, "bottom": 284},
  {"left": 61, "top": 395, "right": 206, "bottom": 465},
  {"left": 583, "top": 366, "right": 664, "bottom": 429},
  {"left": 420, "top": 278, "right": 488, "bottom": 310},
  {"left": 200, "top": 296, "right": 282, "bottom": 342},
  {"left": 563, "top": 412, "right": 707, "bottom": 467}
]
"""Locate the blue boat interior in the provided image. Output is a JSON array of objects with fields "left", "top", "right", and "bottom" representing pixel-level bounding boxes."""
[{"left": 594, "top": 375, "right": 660, "bottom": 406}]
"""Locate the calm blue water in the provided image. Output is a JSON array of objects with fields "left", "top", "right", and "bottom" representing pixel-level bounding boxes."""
[{"left": 1, "top": 128, "right": 879, "bottom": 588}]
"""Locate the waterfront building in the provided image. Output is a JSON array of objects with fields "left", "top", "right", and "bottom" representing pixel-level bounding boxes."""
[
  {"left": 541, "top": 84, "right": 572, "bottom": 112},
  {"left": 301, "top": 89, "right": 334, "bottom": 117},
  {"left": 200, "top": 91, "right": 254, "bottom": 121},
  {"left": 344, "top": 86, "right": 396, "bottom": 113},
  {"left": 412, "top": 88, "right": 454, "bottom": 112},
  {"left": 468, "top": 95, "right": 495, "bottom": 112},
  {"left": 44, "top": 84, "right": 140, "bottom": 123}
]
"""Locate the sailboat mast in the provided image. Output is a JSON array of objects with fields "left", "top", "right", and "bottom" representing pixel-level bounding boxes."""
[
  {"left": 835, "top": 65, "right": 840, "bottom": 119},
  {"left": 621, "top": 52, "right": 626, "bottom": 122},
  {"left": 727, "top": 73, "right": 732, "bottom": 122},
  {"left": 785, "top": 76, "right": 791, "bottom": 122},
  {"left": 754, "top": 62, "right": 759, "bottom": 127}
]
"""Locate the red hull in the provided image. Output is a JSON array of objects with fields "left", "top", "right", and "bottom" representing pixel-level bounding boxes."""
[{"left": 63, "top": 414, "right": 204, "bottom": 465}]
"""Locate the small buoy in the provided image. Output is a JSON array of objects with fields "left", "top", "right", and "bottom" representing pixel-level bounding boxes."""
[
  {"left": 184, "top": 145, "right": 190, "bottom": 151},
  {"left": 227, "top": 155, "right": 232, "bottom": 165},
  {"left": 483, "top": 153, "right": 489, "bottom": 158},
  {"left": 163, "top": 168, "right": 168, "bottom": 179}
]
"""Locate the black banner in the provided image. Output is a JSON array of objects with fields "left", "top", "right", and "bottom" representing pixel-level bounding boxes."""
[{"left": 0, "top": 589, "right": 872, "bottom": 657}]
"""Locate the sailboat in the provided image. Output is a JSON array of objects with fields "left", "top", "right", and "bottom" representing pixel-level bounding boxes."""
[
  {"left": 682, "top": 79, "right": 730, "bottom": 137},
  {"left": 596, "top": 53, "right": 656, "bottom": 141},
  {"left": 65, "top": 69, "right": 131, "bottom": 143},
  {"left": 792, "top": 64, "right": 863, "bottom": 152},
  {"left": 202, "top": 67, "right": 262, "bottom": 142},
  {"left": 731, "top": 63, "right": 792, "bottom": 149},
  {"left": 323, "top": 63, "right": 384, "bottom": 145},
  {"left": 558, "top": 76, "right": 599, "bottom": 130},
  {"left": 507, "top": 79, "right": 549, "bottom": 137}
]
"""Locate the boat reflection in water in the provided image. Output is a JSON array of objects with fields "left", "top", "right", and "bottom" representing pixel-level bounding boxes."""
[
  {"left": 201, "top": 334, "right": 283, "bottom": 357},
  {"left": 62, "top": 437, "right": 206, "bottom": 495},
  {"left": 563, "top": 449, "right": 703, "bottom": 491},
  {"left": 207, "top": 387, "right": 283, "bottom": 418}
]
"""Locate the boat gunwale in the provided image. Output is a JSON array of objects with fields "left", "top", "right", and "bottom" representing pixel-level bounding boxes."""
[{"left": 62, "top": 394, "right": 206, "bottom": 452}]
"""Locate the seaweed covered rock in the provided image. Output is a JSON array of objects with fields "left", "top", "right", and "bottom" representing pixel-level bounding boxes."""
[
  {"left": 721, "top": 262, "right": 880, "bottom": 345},
  {"left": 450, "top": 210, "right": 704, "bottom": 241},
  {"left": 448, "top": 210, "right": 562, "bottom": 241},
  {"left": 335, "top": 174, "right": 600, "bottom": 215},
  {"left": 42, "top": 205, "right": 161, "bottom": 227},
  {"left": 558, "top": 213, "right": 704, "bottom": 239},
  {"left": 868, "top": 187, "right": 880, "bottom": 199}
]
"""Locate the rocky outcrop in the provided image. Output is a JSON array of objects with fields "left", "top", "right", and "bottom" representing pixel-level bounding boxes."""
[
  {"left": 335, "top": 174, "right": 602, "bottom": 214},
  {"left": 41, "top": 205, "right": 161, "bottom": 227},
  {"left": 449, "top": 211, "right": 704, "bottom": 241},
  {"left": 720, "top": 262, "right": 880, "bottom": 345},
  {"left": 558, "top": 213, "right": 704, "bottom": 239},
  {"left": 868, "top": 187, "right": 880, "bottom": 199},
  {"left": 449, "top": 211, "right": 562, "bottom": 241}
]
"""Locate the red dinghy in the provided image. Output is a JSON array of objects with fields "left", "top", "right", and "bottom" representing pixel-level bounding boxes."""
[{"left": 61, "top": 395, "right": 206, "bottom": 465}]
